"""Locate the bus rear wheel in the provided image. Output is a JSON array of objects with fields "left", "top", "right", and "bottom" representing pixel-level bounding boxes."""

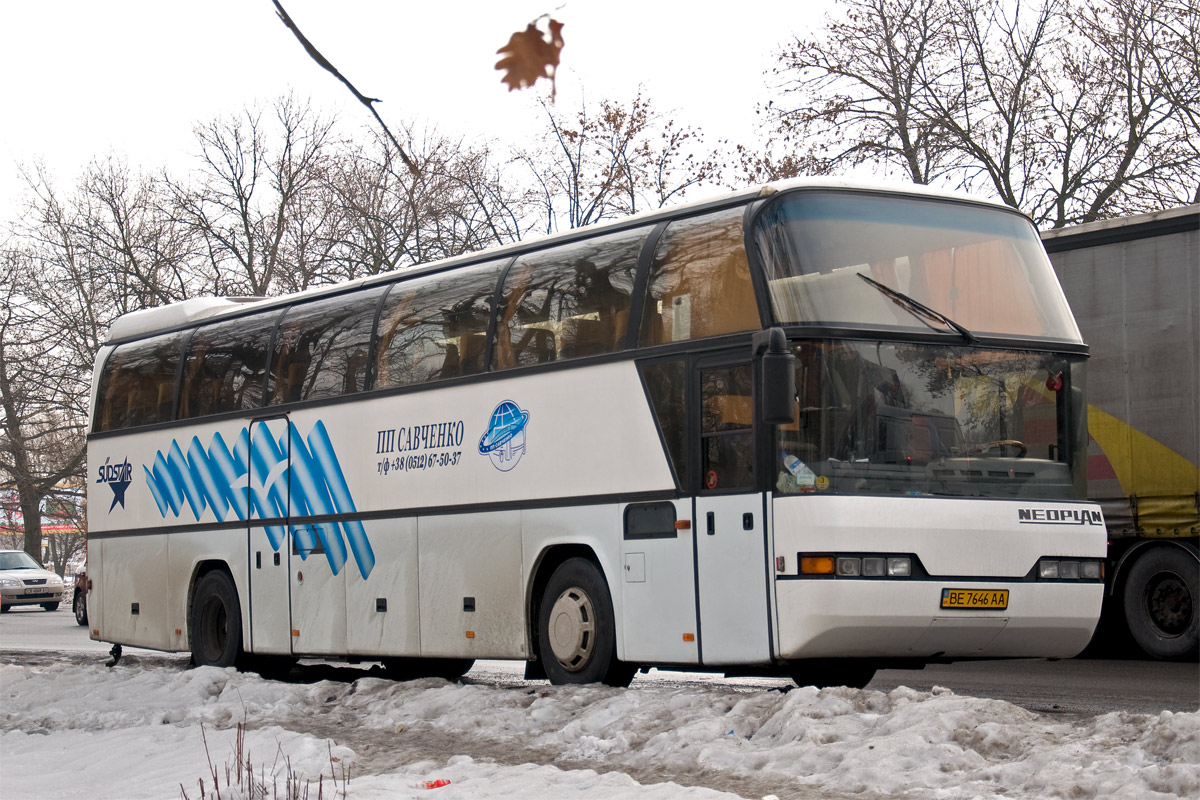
[
  {"left": 1123, "top": 547, "right": 1199, "bottom": 661},
  {"left": 189, "top": 570, "right": 244, "bottom": 668},
  {"left": 537, "top": 557, "right": 634, "bottom": 687}
]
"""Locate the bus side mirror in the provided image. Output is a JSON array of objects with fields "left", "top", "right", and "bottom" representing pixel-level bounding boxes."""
[{"left": 754, "top": 328, "right": 796, "bottom": 426}]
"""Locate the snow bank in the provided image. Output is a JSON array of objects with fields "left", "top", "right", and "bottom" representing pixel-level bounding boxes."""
[{"left": 1, "top": 660, "right": 1196, "bottom": 799}]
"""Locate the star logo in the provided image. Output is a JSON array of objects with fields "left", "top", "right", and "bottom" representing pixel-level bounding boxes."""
[{"left": 97, "top": 456, "right": 134, "bottom": 511}]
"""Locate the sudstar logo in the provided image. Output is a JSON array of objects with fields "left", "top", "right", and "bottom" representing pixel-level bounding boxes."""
[{"left": 97, "top": 456, "right": 133, "bottom": 511}]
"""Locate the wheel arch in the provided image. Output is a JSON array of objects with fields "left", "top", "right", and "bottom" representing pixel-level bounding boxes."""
[
  {"left": 526, "top": 544, "right": 612, "bottom": 672},
  {"left": 1110, "top": 538, "right": 1199, "bottom": 598},
  {"left": 185, "top": 559, "right": 239, "bottom": 649}
]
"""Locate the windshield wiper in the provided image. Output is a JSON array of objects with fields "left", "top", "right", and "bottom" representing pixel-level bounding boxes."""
[{"left": 857, "top": 273, "right": 979, "bottom": 343}]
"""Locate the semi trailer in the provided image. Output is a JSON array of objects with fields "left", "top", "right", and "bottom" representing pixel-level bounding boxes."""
[{"left": 1043, "top": 205, "right": 1199, "bottom": 660}]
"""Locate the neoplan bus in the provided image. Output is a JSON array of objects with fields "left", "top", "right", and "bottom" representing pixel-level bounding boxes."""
[{"left": 86, "top": 179, "right": 1107, "bottom": 688}]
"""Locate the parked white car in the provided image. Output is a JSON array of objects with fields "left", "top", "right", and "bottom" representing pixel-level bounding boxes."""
[{"left": 0, "top": 550, "right": 66, "bottom": 612}]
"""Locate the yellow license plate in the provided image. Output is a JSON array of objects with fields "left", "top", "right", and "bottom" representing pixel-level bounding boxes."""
[{"left": 941, "top": 588, "right": 1009, "bottom": 609}]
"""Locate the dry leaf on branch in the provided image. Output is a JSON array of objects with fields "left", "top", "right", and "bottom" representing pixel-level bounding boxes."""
[{"left": 495, "top": 17, "right": 565, "bottom": 99}]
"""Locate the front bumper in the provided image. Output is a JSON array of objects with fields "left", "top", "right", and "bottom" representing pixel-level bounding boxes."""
[
  {"left": 1, "top": 586, "right": 65, "bottom": 607},
  {"left": 775, "top": 578, "right": 1103, "bottom": 660}
]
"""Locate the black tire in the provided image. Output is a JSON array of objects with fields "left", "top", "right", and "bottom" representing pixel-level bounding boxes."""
[
  {"left": 41, "top": 601, "right": 59, "bottom": 612},
  {"left": 788, "top": 659, "right": 877, "bottom": 689},
  {"left": 73, "top": 591, "right": 88, "bottom": 626},
  {"left": 189, "top": 570, "right": 244, "bottom": 668},
  {"left": 0, "top": 605, "right": 9, "bottom": 614},
  {"left": 382, "top": 657, "right": 475, "bottom": 682},
  {"left": 537, "top": 557, "right": 634, "bottom": 687},
  {"left": 1122, "top": 547, "right": 1199, "bottom": 661}
]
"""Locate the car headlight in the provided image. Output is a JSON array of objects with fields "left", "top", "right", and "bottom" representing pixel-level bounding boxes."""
[{"left": 0, "top": 578, "right": 20, "bottom": 589}]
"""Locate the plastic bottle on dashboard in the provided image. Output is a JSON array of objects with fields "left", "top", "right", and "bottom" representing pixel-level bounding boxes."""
[{"left": 782, "top": 452, "right": 817, "bottom": 489}]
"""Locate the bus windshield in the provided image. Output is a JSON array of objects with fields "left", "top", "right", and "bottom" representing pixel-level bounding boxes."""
[
  {"left": 776, "top": 341, "right": 1087, "bottom": 500},
  {"left": 755, "top": 191, "right": 1082, "bottom": 342}
]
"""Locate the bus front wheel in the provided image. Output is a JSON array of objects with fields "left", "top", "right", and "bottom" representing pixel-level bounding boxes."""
[
  {"left": 537, "top": 558, "right": 634, "bottom": 687},
  {"left": 189, "top": 570, "right": 244, "bottom": 668}
]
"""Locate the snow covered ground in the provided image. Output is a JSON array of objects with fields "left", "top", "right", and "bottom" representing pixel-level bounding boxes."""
[{"left": 1, "top": 654, "right": 1197, "bottom": 800}]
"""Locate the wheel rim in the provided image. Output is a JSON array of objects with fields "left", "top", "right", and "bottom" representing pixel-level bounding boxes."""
[
  {"left": 1145, "top": 571, "right": 1192, "bottom": 637},
  {"left": 547, "top": 587, "right": 595, "bottom": 671}
]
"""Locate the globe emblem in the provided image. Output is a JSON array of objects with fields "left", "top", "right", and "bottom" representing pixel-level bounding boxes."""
[{"left": 478, "top": 400, "right": 531, "bottom": 472}]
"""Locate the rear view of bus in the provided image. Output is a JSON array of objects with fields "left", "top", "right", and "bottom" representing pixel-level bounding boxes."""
[{"left": 750, "top": 189, "right": 1104, "bottom": 686}]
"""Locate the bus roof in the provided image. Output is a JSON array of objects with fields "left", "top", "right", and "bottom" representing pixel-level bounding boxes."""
[{"left": 103, "top": 178, "right": 1017, "bottom": 345}]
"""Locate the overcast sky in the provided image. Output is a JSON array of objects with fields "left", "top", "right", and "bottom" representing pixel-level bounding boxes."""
[{"left": 0, "top": 1, "right": 835, "bottom": 218}]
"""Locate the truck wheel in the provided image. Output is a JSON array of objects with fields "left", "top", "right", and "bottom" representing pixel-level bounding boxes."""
[
  {"left": 73, "top": 591, "right": 88, "bottom": 626},
  {"left": 190, "top": 570, "right": 244, "bottom": 668},
  {"left": 537, "top": 557, "right": 634, "bottom": 687},
  {"left": 1123, "top": 547, "right": 1198, "bottom": 661}
]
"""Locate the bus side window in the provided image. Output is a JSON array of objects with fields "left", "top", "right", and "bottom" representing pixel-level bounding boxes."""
[
  {"left": 374, "top": 260, "right": 504, "bottom": 390},
  {"left": 495, "top": 228, "right": 643, "bottom": 370},
  {"left": 700, "top": 363, "right": 755, "bottom": 491},
  {"left": 94, "top": 331, "right": 188, "bottom": 432},
  {"left": 269, "top": 287, "right": 384, "bottom": 405},
  {"left": 639, "top": 208, "right": 759, "bottom": 346},
  {"left": 179, "top": 315, "right": 276, "bottom": 419},
  {"left": 640, "top": 359, "right": 688, "bottom": 491}
]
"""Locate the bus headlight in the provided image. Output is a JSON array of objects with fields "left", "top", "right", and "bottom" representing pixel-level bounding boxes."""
[
  {"left": 798, "top": 553, "right": 917, "bottom": 578},
  {"left": 1038, "top": 558, "right": 1104, "bottom": 581}
]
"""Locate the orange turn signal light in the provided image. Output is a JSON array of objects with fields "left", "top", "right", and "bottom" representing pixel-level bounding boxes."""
[
  {"left": 800, "top": 556, "right": 836, "bottom": 575},
  {"left": 674, "top": 520, "right": 691, "bottom": 530}
]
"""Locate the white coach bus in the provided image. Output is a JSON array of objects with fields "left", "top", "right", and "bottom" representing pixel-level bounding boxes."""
[{"left": 86, "top": 180, "right": 1107, "bottom": 687}]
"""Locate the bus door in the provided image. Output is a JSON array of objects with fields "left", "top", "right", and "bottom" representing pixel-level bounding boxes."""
[
  {"left": 247, "top": 416, "right": 292, "bottom": 654},
  {"left": 286, "top": 421, "right": 347, "bottom": 656},
  {"left": 693, "top": 358, "right": 773, "bottom": 665}
]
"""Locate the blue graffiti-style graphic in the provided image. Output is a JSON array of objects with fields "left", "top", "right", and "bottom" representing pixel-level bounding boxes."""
[{"left": 144, "top": 420, "right": 374, "bottom": 579}]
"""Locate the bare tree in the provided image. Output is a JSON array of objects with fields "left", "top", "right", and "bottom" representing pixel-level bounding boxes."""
[
  {"left": 2, "top": 157, "right": 195, "bottom": 567},
  {"left": 763, "top": 0, "right": 1200, "bottom": 225},
  {"left": 170, "top": 94, "right": 339, "bottom": 296},
  {"left": 0, "top": 249, "right": 88, "bottom": 568},
  {"left": 517, "top": 93, "right": 722, "bottom": 233},
  {"left": 767, "top": 0, "right": 959, "bottom": 183},
  {"left": 322, "top": 126, "right": 530, "bottom": 280}
]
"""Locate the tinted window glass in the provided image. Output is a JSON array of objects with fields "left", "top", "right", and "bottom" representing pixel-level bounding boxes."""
[
  {"left": 269, "top": 287, "right": 386, "bottom": 405},
  {"left": 640, "top": 208, "right": 759, "bottom": 346},
  {"left": 700, "top": 363, "right": 755, "bottom": 491},
  {"left": 755, "top": 192, "right": 1081, "bottom": 341},
  {"left": 374, "top": 261, "right": 505, "bottom": 389},
  {"left": 179, "top": 314, "right": 279, "bottom": 419},
  {"left": 640, "top": 359, "right": 688, "bottom": 490},
  {"left": 774, "top": 341, "right": 1086, "bottom": 499},
  {"left": 495, "top": 228, "right": 643, "bottom": 369},
  {"left": 94, "top": 330, "right": 188, "bottom": 431}
]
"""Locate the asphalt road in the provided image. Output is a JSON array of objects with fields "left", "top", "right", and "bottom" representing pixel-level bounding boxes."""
[{"left": 2, "top": 604, "right": 1196, "bottom": 718}]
